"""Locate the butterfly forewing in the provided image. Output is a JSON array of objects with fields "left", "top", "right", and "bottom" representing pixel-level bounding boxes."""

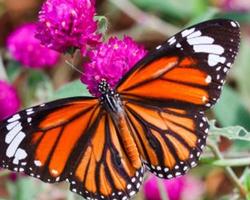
[
  {"left": 0, "top": 97, "right": 98, "bottom": 182},
  {"left": 117, "top": 19, "right": 240, "bottom": 110}
]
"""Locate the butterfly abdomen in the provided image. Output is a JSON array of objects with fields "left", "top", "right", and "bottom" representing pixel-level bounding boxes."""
[{"left": 116, "top": 114, "right": 141, "bottom": 169}]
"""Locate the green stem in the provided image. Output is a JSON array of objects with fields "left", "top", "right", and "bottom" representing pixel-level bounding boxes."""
[
  {"left": 156, "top": 178, "right": 169, "bottom": 200},
  {"left": 207, "top": 140, "right": 247, "bottom": 198},
  {"left": 213, "top": 158, "right": 250, "bottom": 167}
]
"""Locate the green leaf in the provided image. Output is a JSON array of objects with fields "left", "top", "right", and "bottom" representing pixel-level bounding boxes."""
[
  {"left": 242, "top": 168, "right": 250, "bottom": 199},
  {"left": 95, "top": 16, "right": 109, "bottom": 36},
  {"left": 51, "top": 80, "right": 91, "bottom": 100},
  {"left": 131, "top": 0, "right": 192, "bottom": 21},
  {"left": 131, "top": 0, "right": 212, "bottom": 22},
  {"left": 213, "top": 86, "right": 250, "bottom": 131},
  {"left": 209, "top": 120, "right": 250, "bottom": 142},
  {"left": 6, "top": 60, "right": 22, "bottom": 83},
  {"left": 232, "top": 37, "right": 250, "bottom": 104},
  {"left": 21, "top": 70, "right": 53, "bottom": 106}
]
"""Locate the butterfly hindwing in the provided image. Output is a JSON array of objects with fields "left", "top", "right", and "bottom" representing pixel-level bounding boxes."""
[
  {"left": 117, "top": 19, "right": 240, "bottom": 110},
  {"left": 69, "top": 112, "right": 144, "bottom": 200},
  {"left": 124, "top": 101, "right": 209, "bottom": 178}
]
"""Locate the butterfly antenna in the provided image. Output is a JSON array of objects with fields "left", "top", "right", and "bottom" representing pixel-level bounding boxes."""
[{"left": 65, "top": 60, "right": 84, "bottom": 75}]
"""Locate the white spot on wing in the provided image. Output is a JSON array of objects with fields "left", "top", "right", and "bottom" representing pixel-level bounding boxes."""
[
  {"left": 6, "top": 121, "right": 19, "bottom": 131},
  {"left": 34, "top": 160, "right": 42, "bottom": 167},
  {"left": 7, "top": 114, "right": 20, "bottom": 123},
  {"left": 193, "top": 44, "right": 224, "bottom": 55},
  {"left": 205, "top": 75, "right": 212, "bottom": 83},
  {"left": 231, "top": 21, "right": 237, "bottom": 27},
  {"left": 167, "top": 174, "right": 173, "bottom": 179},
  {"left": 51, "top": 169, "right": 58, "bottom": 175},
  {"left": 181, "top": 28, "right": 195, "bottom": 37},
  {"left": 27, "top": 118, "right": 32, "bottom": 123},
  {"left": 168, "top": 37, "right": 176, "bottom": 45},
  {"left": 187, "top": 36, "right": 214, "bottom": 45},
  {"left": 202, "top": 96, "right": 207, "bottom": 103},
  {"left": 208, "top": 54, "right": 226, "bottom": 66},
  {"left": 187, "top": 31, "right": 202, "bottom": 39},
  {"left": 5, "top": 123, "right": 22, "bottom": 144},
  {"left": 156, "top": 45, "right": 162, "bottom": 50},
  {"left": 129, "top": 191, "right": 136, "bottom": 196},
  {"left": 13, "top": 148, "right": 27, "bottom": 165},
  {"left": 26, "top": 108, "right": 34, "bottom": 115},
  {"left": 6, "top": 132, "right": 25, "bottom": 158},
  {"left": 176, "top": 43, "right": 181, "bottom": 48}
]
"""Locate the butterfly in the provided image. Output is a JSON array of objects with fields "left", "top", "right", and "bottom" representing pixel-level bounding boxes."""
[{"left": 0, "top": 19, "right": 240, "bottom": 200}]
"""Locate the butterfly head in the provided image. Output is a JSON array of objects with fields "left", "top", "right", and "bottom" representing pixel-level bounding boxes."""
[{"left": 98, "top": 79, "right": 113, "bottom": 95}]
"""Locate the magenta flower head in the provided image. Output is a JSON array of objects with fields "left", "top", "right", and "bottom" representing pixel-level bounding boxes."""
[
  {"left": 0, "top": 80, "right": 20, "bottom": 120},
  {"left": 81, "top": 36, "right": 147, "bottom": 97},
  {"left": 7, "top": 23, "right": 60, "bottom": 68},
  {"left": 36, "top": 0, "right": 101, "bottom": 54},
  {"left": 220, "top": 0, "right": 250, "bottom": 11},
  {"left": 143, "top": 175, "right": 204, "bottom": 200}
]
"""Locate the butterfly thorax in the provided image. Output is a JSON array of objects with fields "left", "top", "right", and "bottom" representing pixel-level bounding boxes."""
[{"left": 99, "top": 80, "right": 123, "bottom": 114}]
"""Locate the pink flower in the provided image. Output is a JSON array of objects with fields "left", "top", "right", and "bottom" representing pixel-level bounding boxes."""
[
  {"left": 7, "top": 23, "right": 60, "bottom": 68},
  {"left": 81, "top": 36, "right": 147, "bottom": 97},
  {"left": 143, "top": 175, "right": 204, "bottom": 200},
  {"left": 35, "top": 0, "right": 101, "bottom": 54},
  {"left": 220, "top": 0, "right": 250, "bottom": 11},
  {"left": 0, "top": 80, "right": 20, "bottom": 120}
]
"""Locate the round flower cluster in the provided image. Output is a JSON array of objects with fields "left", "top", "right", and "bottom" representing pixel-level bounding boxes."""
[
  {"left": 81, "top": 36, "right": 147, "bottom": 97},
  {"left": 0, "top": 80, "right": 20, "bottom": 120},
  {"left": 36, "top": 0, "right": 101, "bottom": 54},
  {"left": 220, "top": 0, "right": 250, "bottom": 11},
  {"left": 143, "top": 175, "right": 204, "bottom": 200},
  {"left": 7, "top": 23, "right": 60, "bottom": 68}
]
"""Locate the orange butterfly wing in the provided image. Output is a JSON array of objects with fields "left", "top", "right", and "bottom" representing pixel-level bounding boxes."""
[
  {"left": 117, "top": 19, "right": 240, "bottom": 110},
  {"left": 0, "top": 97, "right": 144, "bottom": 200},
  {"left": 0, "top": 97, "right": 98, "bottom": 181},
  {"left": 124, "top": 101, "right": 208, "bottom": 178},
  {"left": 115, "top": 19, "right": 240, "bottom": 178},
  {"left": 71, "top": 113, "right": 144, "bottom": 199}
]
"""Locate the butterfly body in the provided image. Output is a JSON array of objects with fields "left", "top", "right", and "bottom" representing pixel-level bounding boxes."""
[
  {"left": 99, "top": 80, "right": 142, "bottom": 169},
  {"left": 0, "top": 19, "right": 240, "bottom": 200}
]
